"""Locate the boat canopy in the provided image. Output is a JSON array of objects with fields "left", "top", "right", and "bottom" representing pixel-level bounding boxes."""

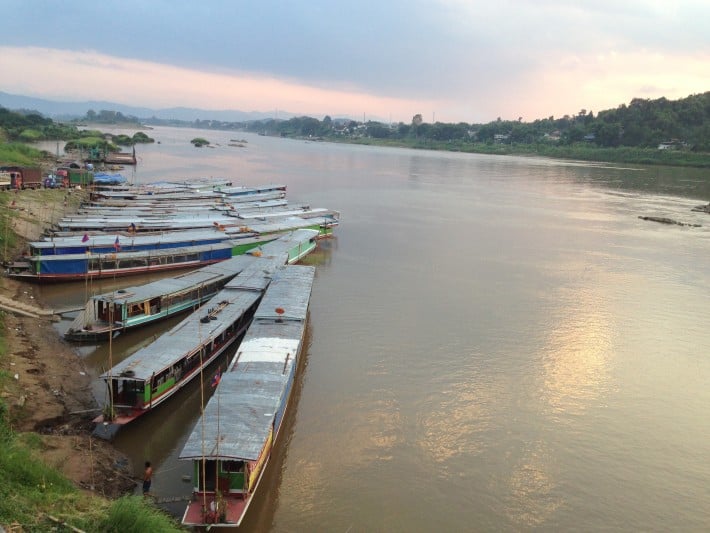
[
  {"left": 179, "top": 266, "right": 315, "bottom": 461},
  {"left": 100, "top": 262, "right": 278, "bottom": 381}
]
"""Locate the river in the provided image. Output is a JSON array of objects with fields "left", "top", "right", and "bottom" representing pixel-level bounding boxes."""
[{"left": 34, "top": 127, "right": 710, "bottom": 531}]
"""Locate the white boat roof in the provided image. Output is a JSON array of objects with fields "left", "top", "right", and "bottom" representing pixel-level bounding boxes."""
[{"left": 179, "top": 265, "right": 315, "bottom": 461}]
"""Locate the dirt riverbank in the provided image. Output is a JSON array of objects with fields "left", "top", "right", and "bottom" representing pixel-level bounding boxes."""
[{"left": 0, "top": 188, "right": 137, "bottom": 499}]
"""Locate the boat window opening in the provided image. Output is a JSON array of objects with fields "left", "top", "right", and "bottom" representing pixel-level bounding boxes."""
[
  {"left": 112, "top": 379, "right": 143, "bottom": 407},
  {"left": 198, "top": 460, "right": 219, "bottom": 491},
  {"left": 153, "top": 368, "right": 170, "bottom": 391},
  {"left": 222, "top": 461, "right": 244, "bottom": 473}
]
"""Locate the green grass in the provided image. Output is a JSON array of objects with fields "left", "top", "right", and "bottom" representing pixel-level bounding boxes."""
[
  {"left": 332, "top": 136, "right": 710, "bottom": 168},
  {"left": 0, "top": 143, "right": 48, "bottom": 167},
  {"left": 0, "top": 404, "right": 185, "bottom": 531},
  {"left": 0, "top": 191, "right": 183, "bottom": 531},
  {"left": 95, "top": 496, "right": 184, "bottom": 533}
]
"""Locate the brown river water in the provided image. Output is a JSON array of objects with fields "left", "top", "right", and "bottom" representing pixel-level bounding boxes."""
[{"left": 34, "top": 128, "right": 710, "bottom": 531}]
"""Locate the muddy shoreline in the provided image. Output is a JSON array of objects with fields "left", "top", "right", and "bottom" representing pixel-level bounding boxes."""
[{"left": 0, "top": 188, "right": 137, "bottom": 499}]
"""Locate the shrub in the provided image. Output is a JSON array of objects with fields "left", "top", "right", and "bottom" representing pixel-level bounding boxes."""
[{"left": 96, "top": 496, "right": 183, "bottom": 532}]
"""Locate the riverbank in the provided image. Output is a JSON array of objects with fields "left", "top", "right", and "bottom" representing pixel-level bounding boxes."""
[
  {"left": 0, "top": 188, "right": 182, "bottom": 530},
  {"left": 325, "top": 136, "right": 710, "bottom": 168}
]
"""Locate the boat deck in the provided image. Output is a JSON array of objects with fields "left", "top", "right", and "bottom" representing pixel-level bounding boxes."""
[{"left": 182, "top": 493, "right": 249, "bottom": 527}]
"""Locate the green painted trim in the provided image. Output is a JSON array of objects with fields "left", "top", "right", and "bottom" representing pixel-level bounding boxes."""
[
  {"left": 231, "top": 241, "right": 263, "bottom": 256},
  {"left": 154, "top": 377, "right": 176, "bottom": 396}
]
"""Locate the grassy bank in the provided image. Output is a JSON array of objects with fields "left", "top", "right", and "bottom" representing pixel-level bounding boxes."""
[
  {"left": 0, "top": 327, "right": 184, "bottom": 531},
  {"left": 333, "top": 137, "right": 710, "bottom": 168},
  {"left": 0, "top": 191, "right": 184, "bottom": 532},
  {"left": 0, "top": 143, "right": 50, "bottom": 168}
]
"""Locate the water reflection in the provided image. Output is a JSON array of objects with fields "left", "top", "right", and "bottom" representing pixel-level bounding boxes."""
[
  {"left": 341, "top": 389, "right": 402, "bottom": 466},
  {"left": 501, "top": 440, "right": 563, "bottom": 528},
  {"left": 538, "top": 283, "right": 612, "bottom": 418},
  {"left": 417, "top": 373, "right": 493, "bottom": 465}
]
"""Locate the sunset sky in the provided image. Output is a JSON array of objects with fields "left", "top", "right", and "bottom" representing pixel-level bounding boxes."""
[{"left": 2, "top": 1, "right": 708, "bottom": 124}]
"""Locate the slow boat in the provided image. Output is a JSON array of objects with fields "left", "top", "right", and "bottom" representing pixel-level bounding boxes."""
[
  {"left": 179, "top": 265, "right": 315, "bottom": 527},
  {"left": 92, "top": 235, "right": 318, "bottom": 439},
  {"left": 5, "top": 240, "right": 270, "bottom": 283},
  {"left": 54, "top": 205, "right": 329, "bottom": 232},
  {"left": 65, "top": 230, "right": 319, "bottom": 341}
]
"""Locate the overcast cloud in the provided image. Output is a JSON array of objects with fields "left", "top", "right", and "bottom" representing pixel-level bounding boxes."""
[{"left": 2, "top": 0, "right": 708, "bottom": 123}]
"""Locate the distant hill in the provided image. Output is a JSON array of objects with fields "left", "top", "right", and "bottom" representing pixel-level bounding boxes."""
[{"left": 0, "top": 91, "right": 293, "bottom": 123}]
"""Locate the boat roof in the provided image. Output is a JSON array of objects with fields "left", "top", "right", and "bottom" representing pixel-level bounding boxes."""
[
  {"left": 231, "top": 207, "right": 328, "bottom": 220},
  {"left": 90, "top": 182, "right": 285, "bottom": 200},
  {"left": 80, "top": 197, "right": 286, "bottom": 213},
  {"left": 91, "top": 256, "right": 255, "bottom": 305},
  {"left": 100, "top": 233, "right": 316, "bottom": 380},
  {"left": 91, "top": 229, "right": 318, "bottom": 305},
  {"left": 56, "top": 206, "right": 320, "bottom": 231},
  {"left": 179, "top": 265, "right": 315, "bottom": 461},
  {"left": 32, "top": 228, "right": 238, "bottom": 250},
  {"left": 102, "top": 265, "right": 272, "bottom": 381},
  {"left": 38, "top": 215, "right": 332, "bottom": 240},
  {"left": 26, "top": 241, "right": 240, "bottom": 262},
  {"left": 234, "top": 215, "right": 339, "bottom": 234}
]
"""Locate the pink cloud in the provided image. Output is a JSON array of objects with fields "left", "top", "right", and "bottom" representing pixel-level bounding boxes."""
[{"left": 0, "top": 46, "right": 441, "bottom": 123}]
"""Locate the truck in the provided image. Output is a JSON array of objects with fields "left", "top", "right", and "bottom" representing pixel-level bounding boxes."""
[
  {"left": 61, "top": 168, "right": 93, "bottom": 187},
  {"left": 0, "top": 166, "right": 43, "bottom": 190},
  {"left": 0, "top": 170, "right": 11, "bottom": 190}
]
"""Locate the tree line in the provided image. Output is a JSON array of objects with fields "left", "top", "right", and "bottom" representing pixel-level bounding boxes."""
[
  {"left": 2, "top": 92, "right": 709, "bottom": 153},
  {"left": 240, "top": 92, "right": 710, "bottom": 152}
]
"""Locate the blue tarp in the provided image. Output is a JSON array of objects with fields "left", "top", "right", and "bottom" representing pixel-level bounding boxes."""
[{"left": 93, "top": 173, "right": 127, "bottom": 185}]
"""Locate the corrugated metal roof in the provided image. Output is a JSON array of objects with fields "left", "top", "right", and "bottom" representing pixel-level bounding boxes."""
[
  {"left": 92, "top": 256, "right": 255, "bottom": 305},
  {"left": 33, "top": 229, "right": 235, "bottom": 250},
  {"left": 91, "top": 229, "right": 317, "bottom": 305},
  {"left": 180, "top": 265, "right": 315, "bottom": 461},
  {"left": 31, "top": 242, "right": 236, "bottom": 262},
  {"left": 102, "top": 288, "right": 260, "bottom": 380},
  {"left": 100, "top": 233, "right": 317, "bottom": 381}
]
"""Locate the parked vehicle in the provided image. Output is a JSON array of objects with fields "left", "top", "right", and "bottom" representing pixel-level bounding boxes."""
[
  {"left": 0, "top": 170, "right": 11, "bottom": 190},
  {"left": 0, "top": 166, "right": 43, "bottom": 190},
  {"left": 44, "top": 175, "right": 65, "bottom": 188}
]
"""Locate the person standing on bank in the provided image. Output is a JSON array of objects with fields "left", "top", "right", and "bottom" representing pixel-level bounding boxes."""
[{"left": 143, "top": 461, "right": 153, "bottom": 495}]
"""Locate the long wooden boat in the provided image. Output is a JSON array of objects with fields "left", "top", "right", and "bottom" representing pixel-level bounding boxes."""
[
  {"left": 179, "top": 265, "right": 315, "bottom": 527},
  {"left": 54, "top": 205, "right": 329, "bottom": 232},
  {"left": 28, "top": 229, "right": 253, "bottom": 257},
  {"left": 64, "top": 229, "right": 319, "bottom": 342},
  {"left": 92, "top": 246, "right": 317, "bottom": 440},
  {"left": 58, "top": 201, "right": 308, "bottom": 224},
  {"left": 5, "top": 239, "right": 274, "bottom": 283},
  {"left": 90, "top": 182, "right": 286, "bottom": 202},
  {"left": 77, "top": 197, "right": 288, "bottom": 214},
  {"left": 29, "top": 212, "right": 337, "bottom": 257}
]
